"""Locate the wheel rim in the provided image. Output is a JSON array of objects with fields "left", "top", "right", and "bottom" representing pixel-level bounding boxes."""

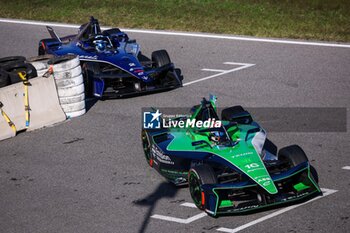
[
  {"left": 189, "top": 171, "right": 203, "bottom": 209},
  {"left": 141, "top": 130, "right": 152, "bottom": 165}
]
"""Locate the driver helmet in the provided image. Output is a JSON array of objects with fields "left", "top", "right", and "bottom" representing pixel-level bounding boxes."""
[
  {"left": 94, "top": 40, "right": 106, "bottom": 52},
  {"left": 210, "top": 131, "right": 225, "bottom": 143}
]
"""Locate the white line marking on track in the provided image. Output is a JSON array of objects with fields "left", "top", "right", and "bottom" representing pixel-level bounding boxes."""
[
  {"left": 0, "top": 18, "right": 81, "bottom": 29},
  {"left": 216, "top": 188, "right": 338, "bottom": 233},
  {"left": 151, "top": 201, "right": 207, "bottom": 224},
  {"left": 1, "top": 18, "right": 349, "bottom": 48},
  {"left": 183, "top": 62, "right": 255, "bottom": 86},
  {"left": 342, "top": 166, "right": 350, "bottom": 170},
  {"left": 180, "top": 202, "right": 197, "bottom": 208},
  {"left": 201, "top": 68, "right": 227, "bottom": 73},
  {"left": 152, "top": 212, "right": 208, "bottom": 224}
]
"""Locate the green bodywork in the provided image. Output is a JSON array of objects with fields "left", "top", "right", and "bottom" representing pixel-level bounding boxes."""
[
  {"left": 166, "top": 123, "right": 278, "bottom": 194},
  {"left": 165, "top": 97, "right": 278, "bottom": 194},
  {"left": 146, "top": 96, "right": 321, "bottom": 216},
  {"left": 212, "top": 166, "right": 320, "bottom": 215}
]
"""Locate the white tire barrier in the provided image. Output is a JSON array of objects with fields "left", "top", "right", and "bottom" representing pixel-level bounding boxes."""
[
  {"left": 47, "top": 55, "right": 86, "bottom": 118},
  {"left": 48, "top": 55, "right": 80, "bottom": 72},
  {"left": 36, "top": 70, "right": 47, "bottom": 77},
  {"left": 65, "top": 108, "right": 86, "bottom": 118},
  {"left": 30, "top": 61, "right": 48, "bottom": 71},
  {"left": 59, "top": 93, "right": 85, "bottom": 105},
  {"left": 61, "top": 100, "right": 85, "bottom": 113},
  {"left": 55, "top": 74, "right": 84, "bottom": 88},
  {"left": 57, "top": 83, "right": 85, "bottom": 97},
  {"left": 27, "top": 55, "right": 54, "bottom": 77},
  {"left": 54, "top": 65, "right": 82, "bottom": 80}
]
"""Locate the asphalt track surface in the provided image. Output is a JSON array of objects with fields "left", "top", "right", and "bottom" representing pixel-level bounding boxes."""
[{"left": 0, "top": 20, "right": 349, "bottom": 233}]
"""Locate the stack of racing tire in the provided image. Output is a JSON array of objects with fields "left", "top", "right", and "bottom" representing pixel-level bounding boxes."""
[
  {"left": 0, "top": 56, "right": 37, "bottom": 87},
  {"left": 28, "top": 54, "right": 86, "bottom": 118}
]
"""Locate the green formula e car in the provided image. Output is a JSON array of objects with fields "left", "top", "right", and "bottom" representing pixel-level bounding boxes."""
[{"left": 141, "top": 96, "right": 321, "bottom": 216}]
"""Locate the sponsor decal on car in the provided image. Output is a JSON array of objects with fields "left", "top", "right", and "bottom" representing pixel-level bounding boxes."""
[
  {"left": 79, "top": 55, "right": 98, "bottom": 60},
  {"left": 231, "top": 151, "right": 253, "bottom": 158},
  {"left": 151, "top": 145, "right": 174, "bottom": 165},
  {"left": 281, "top": 192, "right": 309, "bottom": 201}
]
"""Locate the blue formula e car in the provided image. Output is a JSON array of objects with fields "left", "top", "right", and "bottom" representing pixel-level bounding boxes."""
[{"left": 38, "top": 17, "right": 182, "bottom": 98}]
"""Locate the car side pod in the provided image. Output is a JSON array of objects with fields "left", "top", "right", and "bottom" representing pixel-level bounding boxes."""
[{"left": 200, "top": 162, "right": 321, "bottom": 216}]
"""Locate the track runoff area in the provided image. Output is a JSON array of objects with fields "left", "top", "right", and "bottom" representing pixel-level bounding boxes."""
[{"left": 0, "top": 18, "right": 349, "bottom": 233}]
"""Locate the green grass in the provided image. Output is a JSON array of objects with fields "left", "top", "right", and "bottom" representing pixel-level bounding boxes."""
[{"left": 0, "top": 0, "right": 349, "bottom": 42}]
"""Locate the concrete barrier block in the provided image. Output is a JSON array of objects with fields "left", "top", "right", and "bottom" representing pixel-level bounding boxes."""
[
  {"left": 0, "top": 82, "right": 27, "bottom": 133},
  {"left": 0, "top": 76, "right": 66, "bottom": 140},
  {"left": 27, "top": 77, "right": 66, "bottom": 131},
  {"left": 0, "top": 119, "right": 16, "bottom": 141}
]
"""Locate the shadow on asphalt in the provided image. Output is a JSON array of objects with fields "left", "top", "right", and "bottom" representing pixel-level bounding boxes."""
[
  {"left": 133, "top": 182, "right": 178, "bottom": 233},
  {"left": 85, "top": 97, "right": 98, "bottom": 113}
]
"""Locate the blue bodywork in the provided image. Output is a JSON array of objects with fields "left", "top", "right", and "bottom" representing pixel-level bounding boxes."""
[{"left": 39, "top": 17, "right": 182, "bottom": 98}]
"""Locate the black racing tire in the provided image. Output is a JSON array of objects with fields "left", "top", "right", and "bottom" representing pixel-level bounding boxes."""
[
  {"left": 0, "top": 56, "right": 26, "bottom": 68},
  {"left": 151, "top": 50, "right": 171, "bottom": 68},
  {"left": 38, "top": 45, "right": 46, "bottom": 55},
  {"left": 189, "top": 164, "right": 217, "bottom": 210},
  {"left": 141, "top": 130, "right": 153, "bottom": 167},
  {"left": 2, "top": 61, "right": 37, "bottom": 84},
  {"left": 278, "top": 145, "right": 309, "bottom": 168},
  {"left": 221, "top": 105, "right": 252, "bottom": 124},
  {"left": 82, "top": 62, "right": 98, "bottom": 98},
  {"left": 161, "top": 71, "right": 182, "bottom": 87},
  {"left": 0, "top": 69, "right": 10, "bottom": 88},
  {"left": 310, "top": 165, "right": 319, "bottom": 183}
]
